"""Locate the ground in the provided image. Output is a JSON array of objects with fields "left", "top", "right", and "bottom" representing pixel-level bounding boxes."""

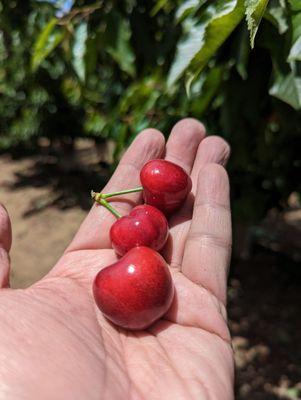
[{"left": 0, "top": 143, "right": 300, "bottom": 399}]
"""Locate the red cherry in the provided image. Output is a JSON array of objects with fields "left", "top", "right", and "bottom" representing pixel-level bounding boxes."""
[
  {"left": 110, "top": 205, "right": 168, "bottom": 256},
  {"left": 140, "top": 159, "right": 192, "bottom": 215},
  {"left": 93, "top": 246, "right": 174, "bottom": 330}
]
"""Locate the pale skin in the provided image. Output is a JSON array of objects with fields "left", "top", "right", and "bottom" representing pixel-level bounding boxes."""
[{"left": 0, "top": 119, "right": 233, "bottom": 400}]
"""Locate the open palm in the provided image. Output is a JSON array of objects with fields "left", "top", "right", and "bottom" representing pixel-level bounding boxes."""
[{"left": 0, "top": 119, "right": 233, "bottom": 400}]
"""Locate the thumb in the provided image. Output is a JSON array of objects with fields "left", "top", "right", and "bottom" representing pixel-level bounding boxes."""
[{"left": 0, "top": 204, "right": 12, "bottom": 288}]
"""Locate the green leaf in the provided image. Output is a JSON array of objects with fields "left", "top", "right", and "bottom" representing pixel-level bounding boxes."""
[
  {"left": 270, "top": 70, "right": 301, "bottom": 110},
  {"left": 288, "top": 36, "right": 301, "bottom": 61},
  {"left": 107, "top": 18, "right": 136, "bottom": 77},
  {"left": 72, "top": 21, "right": 88, "bottom": 82},
  {"left": 265, "top": 1, "right": 288, "bottom": 34},
  {"left": 167, "top": 0, "right": 245, "bottom": 88},
  {"left": 190, "top": 67, "right": 223, "bottom": 115},
  {"left": 245, "top": 0, "right": 269, "bottom": 48},
  {"left": 118, "top": 76, "right": 160, "bottom": 114},
  {"left": 176, "top": 0, "right": 203, "bottom": 22},
  {"left": 291, "top": 7, "right": 301, "bottom": 42},
  {"left": 31, "top": 18, "right": 64, "bottom": 72},
  {"left": 84, "top": 111, "right": 107, "bottom": 137},
  {"left": 85, "top": 35, "right": 98, "bottom": 78},
  {"left": 151, "top": 0, "right": 171, "bottom": 16},
  {"left": 288, "top": 9, "right": 301, "bottom": 61},
  {"left": 288, "top": 0, "right": 301, "bottom": 12},
  {"left": 168, "top": 17, "right": 207, "bottom": 89}
]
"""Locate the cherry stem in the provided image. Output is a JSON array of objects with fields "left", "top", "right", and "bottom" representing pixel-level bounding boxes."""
[
  {"left": 100, "top": 186, "right": 143, "bottom": 199},
  {"left": 91, "top": 191, "right": 122, "bottom": 219}
]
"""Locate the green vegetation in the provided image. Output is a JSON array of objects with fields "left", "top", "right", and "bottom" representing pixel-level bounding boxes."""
[{"left": 0, "top": 0, "right": 300, "bottom": 220}]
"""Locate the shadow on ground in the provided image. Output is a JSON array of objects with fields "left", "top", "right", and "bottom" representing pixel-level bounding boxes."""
[
  {"left": 230, "top": 248, "right": 301, "bottom": 400},
  {"left": 2, "top": 140, "right": 110, "bottom": 215}
]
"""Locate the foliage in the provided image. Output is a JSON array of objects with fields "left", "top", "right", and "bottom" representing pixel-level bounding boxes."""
[{"left": 0, "top": 0, "right": 301, "bottom": 221}]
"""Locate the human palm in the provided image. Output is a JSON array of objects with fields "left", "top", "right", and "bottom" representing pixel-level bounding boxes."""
[{"left": 0, "top": 119, "right": 233, "bottom": 400}]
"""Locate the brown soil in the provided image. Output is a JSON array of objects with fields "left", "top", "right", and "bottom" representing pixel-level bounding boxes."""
[
  {"left": 0, "top": 152, "right": 86, "bottom": 287},
  {"left": 0, "top": 143, "right": 300, "bottom": 399},
  {"left": 0, "top": 140, "right": 109, "bottom": 287}
]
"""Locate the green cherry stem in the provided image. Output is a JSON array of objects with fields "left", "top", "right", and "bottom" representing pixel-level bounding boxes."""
[
  {"left": 91, "top": 191, "right": 122, "bottom": 219},
  {"left": 100, "top": 186, "right": 143, "bottom": 199}
]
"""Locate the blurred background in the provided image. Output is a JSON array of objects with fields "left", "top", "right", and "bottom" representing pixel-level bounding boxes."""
[{"left": 0, "top": 0, "right": 301, "bottom": 398}]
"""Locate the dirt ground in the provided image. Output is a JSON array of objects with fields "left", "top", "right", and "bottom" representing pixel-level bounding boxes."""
[
  {"left": 0, "top": 154, "right": 85, "bottom": 287},
  {"left": 0, "top": 144, "right": 300, "bottom": 399}
]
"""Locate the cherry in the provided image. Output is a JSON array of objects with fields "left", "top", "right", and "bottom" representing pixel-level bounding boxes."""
[
  {"left": 91, "top": 159, "right": 191, "bottom": 216},
  {"left": 110, "top": 205, "right": 168, "bottom": 256},
  {"left": 140, "top": 159, "right": 192, "bottom": 215},
  {"left": 93, "top": 246, "right": 174, "bottom": 330}
]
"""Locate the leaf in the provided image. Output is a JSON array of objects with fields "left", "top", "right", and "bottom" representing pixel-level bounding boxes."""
[
  {"left": 176, "top": 0, "right": 204, "bottom": 22},
  {"left": 269, "top": 70, "right": 301, "bottom": 110},
  {"left": 288, "top": 36, "right": 301, "bottom": 61},
  {"left": 169, "top": 17, "right": 207, "bottom": 89},
  {"left": 288, "top": 0, "right": 301, "bottom": 12},
  {"left": 31, "top": 18, "right": 64, "bottom": 71},
  {"left": 288, "top": 9, "right": 301, "bottom": 61},
  {"left": 264, "top": 1, "right": 288, "bottom": 34},
  {"left": 190, "top": 67, "right": 223, "bottom": 115},
  {"left": 118, "top": 76, "right": 159, "bottom": 114},
  {"left": 291, "top": 7, "right": 301, "bottom": 42},
  {"left": 107, "top": 18, "right": 136, "bottom": 77},
  {"left": 84, "top": 111, "right": 107, "bottom": 137},
  {"left": 72, "top": 21, "right": 88, "bottom": 82},
  {"left": 167, "top": 0, "right": 245, "bottom": 88},
  {"left": 151, "top": 0, "right": 171, "bottom": 16},
  {"left": 85, "top": 35, "right": 98, "bottom": 78},
  {"left": 245, "top": 0, "right": 269, "bottom": 48}
]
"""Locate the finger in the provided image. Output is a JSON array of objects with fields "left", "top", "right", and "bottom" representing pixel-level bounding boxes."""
[
  {"left": 165, "top": 136, "right": 230, "bottom": 267},
  {"left": 181, "top": 164, "right": 232, "bottom": 305},
  {"left": 0, "top": 204, "right": 12, "bottom": 288},
  {"left": 190, "top": 136, "right": 231, "bottom": 193},
  {"left": 165, "top": 118, "right": 206, "bottom": 173},
  {"left": 67, "top": 129, "right": 165, "bottom": 252},
  {"left": 160, "top": 119, "right": 205, "bottom": 265}
]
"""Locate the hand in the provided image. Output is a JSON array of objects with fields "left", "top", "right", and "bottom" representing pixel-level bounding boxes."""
[{"left": 0, "top": 119, "right": 233, "bottom": 400}]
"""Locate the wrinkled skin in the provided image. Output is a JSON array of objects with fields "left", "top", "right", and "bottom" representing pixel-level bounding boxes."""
[{"left": 0, "top": 119, "right": 233, "bottom": 400}]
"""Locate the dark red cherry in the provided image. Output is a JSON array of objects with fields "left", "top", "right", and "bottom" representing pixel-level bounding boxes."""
[{"left": 110, "top": 205, "right": 168, "bottom": 256}]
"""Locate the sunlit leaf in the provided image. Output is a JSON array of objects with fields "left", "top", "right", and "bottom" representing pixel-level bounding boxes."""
[
  {"left": 168, "top": 0, "right": 245, "bottom": 88},
  {"left": 270, "top": 70, "right": 301, "bottom": 110},
  {"left": 245, "top": 0, "right": 269, "bottom": 48},
  {"left": 288, "top": 36, "right": 301, "bottom": 61},
  {"left": 265, "top": 0, "right": 288, "bottom": 34},
  {"left": 31, "top": 18, "right": 64, "bottom": 71},
  {"left": 72, "top": 21, "right": 88, "bottom": 82},
  {"left": 288, "top": 9, "right": 301, "bottom": 61},
  {"left": 176, "top": 0, "right": 204, "bottom": 22}
]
